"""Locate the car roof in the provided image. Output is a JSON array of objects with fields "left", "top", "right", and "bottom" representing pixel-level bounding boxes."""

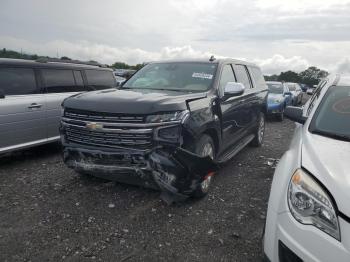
[
  {"left": 148, "top": 58, "right": 259, "bottom": 67},
  {"left": 0, "top": 58, "right": 112, "bottom": 71}
]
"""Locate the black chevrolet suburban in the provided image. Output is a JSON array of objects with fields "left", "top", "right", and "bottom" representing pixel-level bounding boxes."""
[{"left": 60, "top": 58, "right": 268, "bottom": 202}]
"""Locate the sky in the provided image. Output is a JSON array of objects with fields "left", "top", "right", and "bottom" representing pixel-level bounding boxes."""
[{"left": 1, "top": 0, "right": 350, "bottom": 74}]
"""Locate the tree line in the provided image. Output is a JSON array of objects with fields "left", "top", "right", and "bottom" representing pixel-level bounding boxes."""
[
  {"left": 1, "top": 48, "right": 328, "bottom": 85},
  {"left": 264, "top": 67, "right": 328, "bottom": 87},
  {"left": 0, "top": 48, "right": 145, "bottom": 70}
]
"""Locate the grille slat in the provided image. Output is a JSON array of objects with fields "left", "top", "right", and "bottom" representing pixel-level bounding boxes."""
[
  {"left": 65, "top": 109, "right": 145, "bottom": 123},
  {"left": 64, "top": 109, "right": 153, "bottom": 150}
]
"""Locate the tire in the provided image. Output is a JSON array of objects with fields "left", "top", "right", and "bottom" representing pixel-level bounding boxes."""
[
  {"left": 192, "top": 134, "right": 215, "bottom": 198},
  {"left": 276, "top": 107, "right": 284, "bottom": 122},
  {"left": 250, "top": 112, "right": 265, "bottom": 147}
]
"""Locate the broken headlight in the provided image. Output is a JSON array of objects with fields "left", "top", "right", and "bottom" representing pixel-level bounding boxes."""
[
  {"left": 288, "top": 169, "right": 340, "bottom": 240},
  {"left": 146, "top": 110, "right": 189, "bottom": 123},
  {"left": 157, "top": 125, "right": 181, "bottom": 142}
]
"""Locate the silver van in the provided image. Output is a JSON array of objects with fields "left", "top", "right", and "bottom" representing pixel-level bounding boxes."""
[{"left": 0, "top": 58, "right": 116, "bottom": 154}]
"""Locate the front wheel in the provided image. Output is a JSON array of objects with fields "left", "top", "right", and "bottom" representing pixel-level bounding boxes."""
[
  {"left": 250, "top": 112, "right": 265, "bottom": 147},
  {"left": 192, "top": 134, "right": 215, "bottom": 198}
]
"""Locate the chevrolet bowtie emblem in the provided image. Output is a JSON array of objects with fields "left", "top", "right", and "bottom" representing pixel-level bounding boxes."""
[{"left": 86, "top": 122, "right": 103, "bottom": 131}]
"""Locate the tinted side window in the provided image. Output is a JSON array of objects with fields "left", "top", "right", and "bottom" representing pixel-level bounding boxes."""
[
  {"left": 233, "top": 65, "right": 252, "bottom": 89},
  {"left": 219, "top": 65, "right": 236, "bottom": 93},
  {"left": 73, "top": 70, "right": 84, "bottom": 86},
  {"left": 85, "top": 70, "right": 116, "bottom": 90},
  {"left": 0, "top": 68, "right": 37, "bottom": 96},
  {"left": 43, "top": 69, "right": 85, "bottom": 93},
  {"left": 249, "top": 67, "right": 265, "bottom": 88}
]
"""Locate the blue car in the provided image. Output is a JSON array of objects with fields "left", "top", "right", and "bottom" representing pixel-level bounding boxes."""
[{"left": 266, "top": 81, "right": 292, "bottom": 121}]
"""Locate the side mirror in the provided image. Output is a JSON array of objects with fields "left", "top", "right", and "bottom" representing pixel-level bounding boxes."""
[
  {"left": 0, "top": 89, "right": 5, "bottom": 99},
  {"left": 285, "top": 106, "right": 307, "bottom": 124},
  {"left": 224, "top": 82, "right": 245, "bottom": 98}
]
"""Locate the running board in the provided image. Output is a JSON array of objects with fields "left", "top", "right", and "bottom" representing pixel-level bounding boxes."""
[{"left": 217, "top": 134, "right": 255, "bottom": 164}]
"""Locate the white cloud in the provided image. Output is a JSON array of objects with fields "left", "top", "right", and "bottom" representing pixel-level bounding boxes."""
[
  {"left": 256, "top": 0, "right": 350, "bottom": 11},
  {"left": 0, "top": 36, "right": 218, "bottom": 65},
  {"left": 334, "top": 58, "right": 350, "bottom": 74},
  {"left": 254, "top": 54, "right": 310, "bottom": 75}
]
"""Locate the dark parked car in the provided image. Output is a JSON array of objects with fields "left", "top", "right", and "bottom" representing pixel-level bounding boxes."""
[
  {"left": 60, "top": 58, "right": 268, "bottom": 202},
  {"left": 0, "top": 58, "right": 116, "bottom": 155}
]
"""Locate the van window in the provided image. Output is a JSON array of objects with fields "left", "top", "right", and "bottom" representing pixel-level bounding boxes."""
[
  {"left": 43, "top": 69, "right": 85, "bottom": 93},
  {"left": 85, "top": 70, "right": 116, "bottom": 90},
  {"left": 73, "top": 70, "right": 84, "bottom": 86},
  {"left": 219, "top": 65, "right": 236, "bottom": 93},
  {"left": 0, "top": 68, "right": 37, "bottom": 96},
  {"left": 250, "top": 67, "right": 265, "bottom": 88},
  {"left": 233, "top": 65, "right": 252, "bottom": 89}
]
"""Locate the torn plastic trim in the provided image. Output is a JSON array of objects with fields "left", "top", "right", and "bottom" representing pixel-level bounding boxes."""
[{"left": 63, "top": 143, "right": 218, "bottom": 203}]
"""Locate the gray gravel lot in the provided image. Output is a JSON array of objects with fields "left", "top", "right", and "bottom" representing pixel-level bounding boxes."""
[{"left": 0, "top": 114, "right": 298, "bottom": 262}]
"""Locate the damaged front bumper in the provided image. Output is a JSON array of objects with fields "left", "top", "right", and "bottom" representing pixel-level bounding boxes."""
[{"left": 63, "top": 143, "right": 217, "bottom": 203}]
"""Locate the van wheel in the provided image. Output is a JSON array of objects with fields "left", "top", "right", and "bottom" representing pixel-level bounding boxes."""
[
  {"left": 251, "top": 112, "right": 265, "bottom": 147},
  {"left": 276, "top": 108, "right": 284, "bottom": 122},
  {"left": 193, "top": 135, "right": 215, "bottom": 198}
]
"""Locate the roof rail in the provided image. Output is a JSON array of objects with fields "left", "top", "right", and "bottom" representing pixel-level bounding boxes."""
[{"left": 35, "top": 57, "right": 108, "bottom": 68}]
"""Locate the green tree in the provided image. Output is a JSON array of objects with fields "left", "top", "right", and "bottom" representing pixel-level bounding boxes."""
[
  {"left": 60, "top": 56, "right": 71, "bottom": 60},
  {"left": 264, "top": 74, "right": 279, "bottom": 81},
  {"left": 112, "top": 61, "right": 131, "bottom": 69},
  {"left": 132, "top": 63, "right": 146, "bottom": 70},
  {"left": 298, "top": 66, "right": 328, "bottom": 86},
  {"left": 278, "top": 71, "right": 301, "bottom": 83}
]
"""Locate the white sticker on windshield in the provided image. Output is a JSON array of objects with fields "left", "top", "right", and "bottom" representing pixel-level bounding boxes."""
[{"left": 192, "top": 72, "right": 213, "bottom": 80}]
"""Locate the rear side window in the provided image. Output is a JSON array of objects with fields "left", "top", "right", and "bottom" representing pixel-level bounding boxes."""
[
  {"left": 73, "top": 70, "right": 84, "bottom": 86},
  {"left": 42, "top": 69, "right": 85, "bottom": 93},
  {"left": 249, "top": 67, "right": 266, "bottom": 89},
  {"left": 0, "top": 68, "right": 37, "bottom": 95},
  {"left": 85, "top": 70, "right": 116, "bottom": 90},
  {"left": 232, "top": 65, "right": 252, "bottom": 89}
]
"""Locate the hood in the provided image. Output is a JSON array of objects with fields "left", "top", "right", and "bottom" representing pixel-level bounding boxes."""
[
  {"left": 63, "top": 88, "right": 207, "bottom": 114},
  {"left": 302, "top": 132, "right": 350, "bottom": 217}
]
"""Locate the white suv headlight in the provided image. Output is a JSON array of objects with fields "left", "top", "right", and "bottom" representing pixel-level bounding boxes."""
[{"left": 288, "top": 169, "right": 340, "bottom": 240}]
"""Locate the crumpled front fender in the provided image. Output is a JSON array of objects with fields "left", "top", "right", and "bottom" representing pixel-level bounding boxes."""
[{"left": 149, "top": 146, "right": 218, "bottom": 203}]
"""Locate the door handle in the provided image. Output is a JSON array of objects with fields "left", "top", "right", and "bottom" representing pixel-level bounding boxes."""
[{"left": 28, "top": 103, "right": 43, "bottom": 109}]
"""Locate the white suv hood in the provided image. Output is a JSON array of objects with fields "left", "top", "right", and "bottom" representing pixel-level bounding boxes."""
[{"left": 302, "top": 131, "right": 350, "bottom": 217}]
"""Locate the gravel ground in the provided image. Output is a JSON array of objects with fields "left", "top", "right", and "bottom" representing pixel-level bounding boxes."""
[{"left": 0, "top": 102, "right": 305, "bottom": 261}]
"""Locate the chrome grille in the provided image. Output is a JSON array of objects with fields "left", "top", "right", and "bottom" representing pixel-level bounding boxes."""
[
  {"left": 65, "top": 108, "right": 145, "bottom": 123},
  {"left": 62, "top": 110, "right": 153, "bottom": 150}
]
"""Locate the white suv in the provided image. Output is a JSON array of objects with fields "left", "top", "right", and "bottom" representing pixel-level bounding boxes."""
[{"left": 263, "top": 74, "right": 350, "bottom": 261}]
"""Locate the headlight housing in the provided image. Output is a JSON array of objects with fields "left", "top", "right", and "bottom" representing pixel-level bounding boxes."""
[
  {"left": 146, "top": 110, "right": 189, "bottom": 123},
  {"left": 288, "top": 169, "right": 340, "bottom": 240}
]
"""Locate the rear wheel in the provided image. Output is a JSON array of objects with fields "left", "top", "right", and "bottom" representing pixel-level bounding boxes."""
[
  {"left": 193, "top": 134, "right": 215, "bottom": 198},
  {"left": 250, "top": 112, "right": 265, "bottom": 147}
]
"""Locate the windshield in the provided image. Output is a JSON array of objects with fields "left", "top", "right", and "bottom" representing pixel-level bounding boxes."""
[
  {"left": 267, "top": 83, "right": 283, "bottom": 94},
  {"left": 122, "top": 62, "right": 217, "bottom": 92},
  {"left": 310, "top": 86, "right": 350, "bottom": 141}
]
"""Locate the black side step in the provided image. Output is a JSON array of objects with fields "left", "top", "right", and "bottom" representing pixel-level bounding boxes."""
[{"left": 217, "top": 134, "right": 255, "bottom": 164}]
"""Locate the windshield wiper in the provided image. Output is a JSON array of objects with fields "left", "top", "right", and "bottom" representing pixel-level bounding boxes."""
[{"left": 311, "top": 129, "right": 350, "bottom": 142}]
